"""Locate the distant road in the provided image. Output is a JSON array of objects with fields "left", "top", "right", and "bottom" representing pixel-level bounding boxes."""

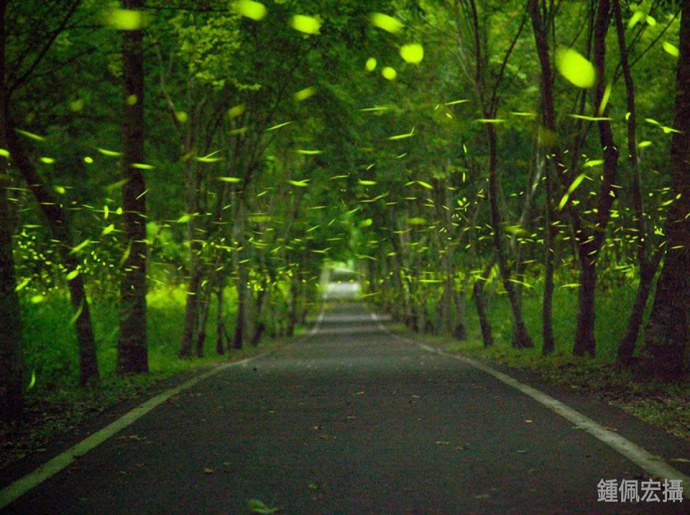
[{"left": 3, "top": 302, "right": 688, "bottom": 514}]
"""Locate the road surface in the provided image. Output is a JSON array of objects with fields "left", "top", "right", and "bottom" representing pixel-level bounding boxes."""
[{"left": 2, "top": 302, "right": 688, "bottom": 513}]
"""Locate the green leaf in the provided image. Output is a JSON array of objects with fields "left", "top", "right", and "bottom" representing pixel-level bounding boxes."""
[
  {"left": 218, "top": 177, "right": 241, "bottom": 183},
  {"left": 555, "top": 47, "right": 596, "bottom": 88},
  {"left": 66, "top": 269, "right": 80, "bottom": 281},
  {"left": 247, "top": 499, "right": 280, "bottom": 513},
  {"left": 288, "top": 179, "right": 309, "bottom": 187},
  {"left": 102, "top": 224, "right": 115, "bottom": 236},
  {"left": 365, "top": 57, "right": 377, "bottom": 71}
]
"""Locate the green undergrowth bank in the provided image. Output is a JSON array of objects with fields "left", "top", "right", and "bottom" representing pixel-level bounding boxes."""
[
  {"left": 379, "top": 285, "right": 690, "bottom": 443},
  {"left": 1, "top": 286, "right": 316, "bottom": 471}
]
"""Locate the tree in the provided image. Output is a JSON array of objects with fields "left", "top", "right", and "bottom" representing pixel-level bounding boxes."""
[
  {"left": 0, "top": 0, "right": 23, "bottom": 416},
  {"left": 641, "top": 0, "right": 690, "bottom": 379},
  {"left": 1, "top": 0, "right": 99, "bottom": 386},
  {"left": 117, "top": 0, "right": 148, "bottom": 375}
]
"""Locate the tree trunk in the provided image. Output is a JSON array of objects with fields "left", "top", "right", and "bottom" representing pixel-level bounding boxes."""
[
  {"left": 572, "top": 0, "right": 619, "bottom": 358},
  {"left": 117, "top": 0, "right": 148, "bottom": 375},
  {"left": 617, "top": 252, "right": 662, "bottom": 365},
  {"left": 641, "top": 0, "right": 690, "bottom": 379},
  {"left": 473, "top": 279, "right": 493, "bottom": 348},
  {"left": 573, "top": 260, "right": 596, "bottom": 357},
  {"left": 528, "top": 0, "right": 557, "bottom": 355},
  {"left": 233, "top": 260, "right": 247, "bottom": 349},
  {"left": 215, "top": 272, "right": 226, "bottom": 355},
  {"left": 0, "top": 159, "right": 23, "bottom": 420},
  {"left": 0, "top": 2, "right": 23, "bottom": 417},
  {"left": 179, "top": 259, "right": 201, "bottom": 358},
  {"left": 4, "top": 110, "right": 100, "bottom": 386},
  {"left": 486, "top": 122, "right": 534, "bottom": 348},
  {"left": 612, "top": 0, "right": 660, "bottom": 367}
]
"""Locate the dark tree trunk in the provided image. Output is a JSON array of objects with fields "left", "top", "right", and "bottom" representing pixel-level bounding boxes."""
[
  {"left": 473, "top": 279, "right": 493, "bottom": 348},
  {"left": 528, "top": 0, "right": 558, "bottom": 355},
  {"left": 0, "top": 1, "right": 23, "bottom": 418},
  {"left": 486, "top": 123, "right": 534, "bottom": 348},
  {"left": 572, "top": 0, "right": 619, "bottom": 358},
  {"left": 612, "top": 0, "right": 661, "bottom": 367},
  {"left": 641, "top": 0, "right": 690, "bottom": 379},
  {"left": 179, "top": 259, "right": 201, "bottom": 358},
  {"left": 5, "top": 113, "right": 100, "bottom": 387},
  {"left": 617, "top": 252, "right": 662, "bottom": 365},
  {"left": 573, "top": 261, "right": 596, "bottom": 357},
  {"left": 233, "top": 260, "right": 247, "bottom": 349},
  {"left": 117, "top": 0, "right": 148, "bottom": 375},
  {"left": 215, "top": 272, "right": 226, "bottom": 355}
]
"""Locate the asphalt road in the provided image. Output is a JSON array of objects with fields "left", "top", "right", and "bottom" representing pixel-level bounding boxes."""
[{"left": 3, "top": 302, "right": 689, "bottom": 514}]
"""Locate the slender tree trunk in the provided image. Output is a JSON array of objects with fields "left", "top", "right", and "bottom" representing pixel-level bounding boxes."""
[
  {"left": 233, "top": 260, "right": 247, "bottom": 349},
  {"left": 574, "top": 259, "right": 597, "bottom": 356},
  {"left": 195, "top": 273, "right": 213, "bottom": 357},
  {"left": 0, "top": 148, "right": 23, "bottom": 419},
  {"left": 486, "top": 123, "right": 534, "bottom": 348},
  {"left": 612, "top": 0, "right": 660, "bottom": 366},
  {"left": 572, "top": 0, "right": 619, "bottom": 358},
  {"left": 617, "top": 252, "right": 663, "bottom": 364},
  {"left": 641, "top": 0, "right": 690, "bottom": 379},
  {"left": 179, "top": 257, "right": 201, "bottom": 358},
  {"left": 5, "top": 110, "right": 99, "bottom": 385},
  {"left": 529, "top": 0, "right": 558, "bottom": 355},
  {"left": 117, "top": 0, "right": 148, "bottom": 375},
  {"left": 215, "top": 271, "right": 226, "bottom": 355},
  {"left": 473, "top": 278, "right": 493, "bottom": 348}
]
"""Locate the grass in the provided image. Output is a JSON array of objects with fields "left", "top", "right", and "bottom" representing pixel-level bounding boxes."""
[{"left": 1, "top": 284, "right": 305, "bottom": 471}]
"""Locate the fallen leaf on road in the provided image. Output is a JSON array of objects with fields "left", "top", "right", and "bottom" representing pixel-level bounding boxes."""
[
  {"left": 671, "top": 458, "right": 690, "bottom": 463},
  {"left": 203, "top": 468, "right": 214, "bottom": 474},
  {"left": 524, "top": 419, "right": 533, "bottom": 424},
  {"left": 516, "top": 449, "right": 528, "bottom": 454},
  {"left": 247, "top": 499, "right": 281, "bottom": 514},
  {"left": 435, "top": 441, "right": 450, "bottom": 446},
  {"left": 475, "top": 494, "right": 490, "bottom": 499}
]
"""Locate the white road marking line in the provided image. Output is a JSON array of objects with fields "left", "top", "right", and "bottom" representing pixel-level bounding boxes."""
[
  {"left": 370, "top": 308, "right": 690, "bottom": 497},
  {"left": 0, "top": 356, "right": 263, "bottom": 510},
  {"left": 425, "top": 345, "right": 690, "bottom": 498}
]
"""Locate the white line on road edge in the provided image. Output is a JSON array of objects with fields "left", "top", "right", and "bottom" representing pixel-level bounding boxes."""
[
  {"left": 0, "top": 356, "right": 263, "bottom": 510},
  {"left": 369, "top": 308, "right": 690, "bottom": 498},
  {"left": 424, "top": 345, "right": 690, "bottom": 499}
]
